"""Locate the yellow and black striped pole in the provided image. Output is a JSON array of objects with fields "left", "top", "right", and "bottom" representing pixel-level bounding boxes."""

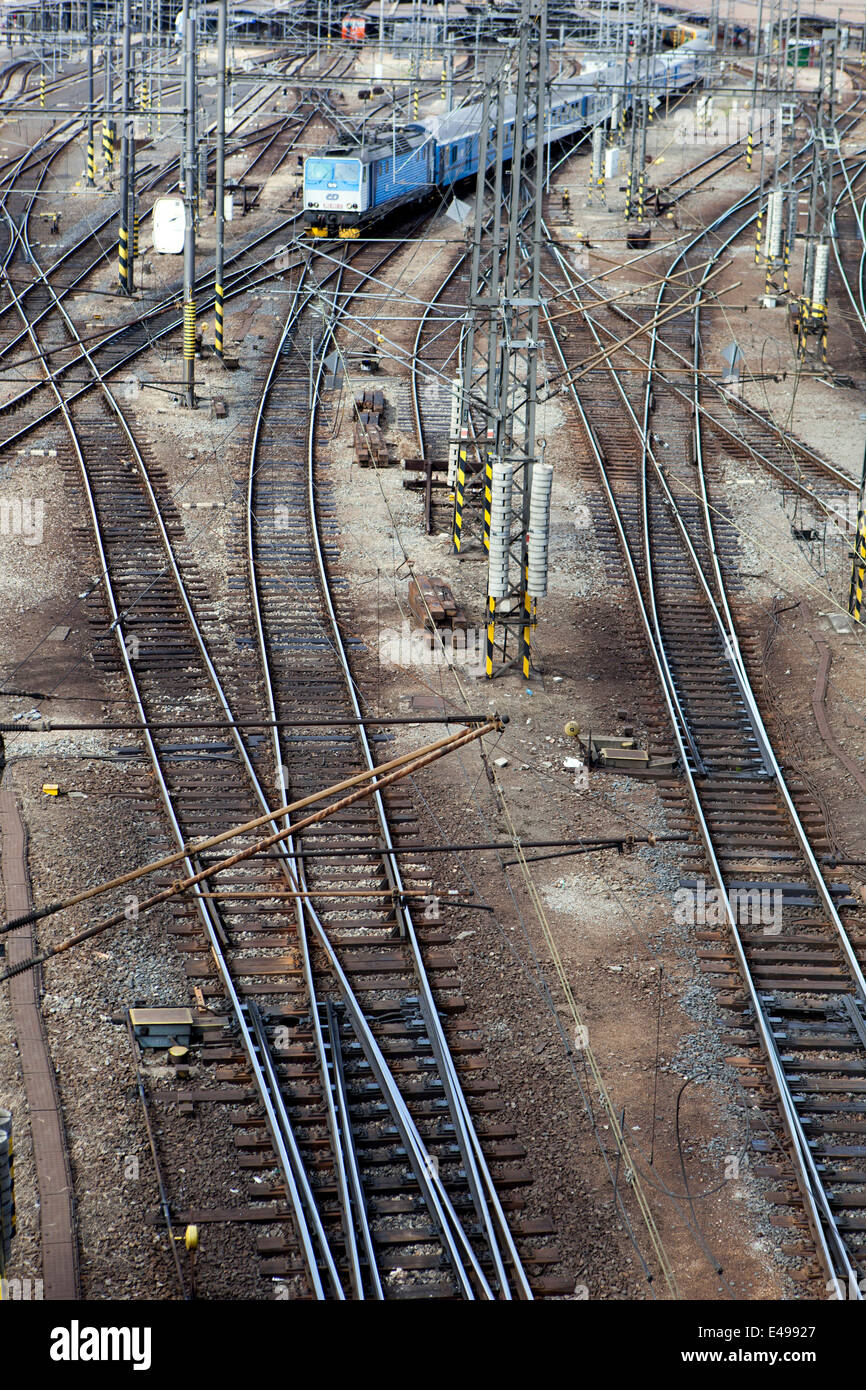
[
  {"left": 452, "top": 444, "right": 466, "bottom": 552},
  {"left": 746, "top": 130, "right": 753, "bottom": 169},
  {"left": 848, "top": 510, "right": 866, "bottom": 621},
  {"left": 797, "top": 299, "right": 808, "bottom": 361},
  {"left": 103, "top": 119, "right": 114, "bottom": 172},
  {"left": 183, "top": 298, "right": 196, "bottom": 406},
  {"left": 133, "top": 213, "right": 139, "bottom": 259},
  {"left": 441, "top": 67, "right": 446, "bottom": 100},
  {"left": 184, "top": 300, "right": 197, "bottom": 360},
  {"left": 764, "top": 245, "right": 774, "bottom": 298},
  {"left": 413, "top": 86, "right": 419, "bottom": 119},
  {"left": 118, "top": 221, "right": 129, "bottom": 292},
  {"left": 86, "top": 139, "right": 95, "bottom": 185},
  {"left": 521, "top": 577, "right": 532, "bottom": 680},
  {"left": 782, "top": 237, "right": 790, "bottom": 294},
  {"left": 39, "top": 72, "right": 45, "bottom": 108},
  {"left": 754, "top": 206, "right": 762, "bottom": 265},
  {"left": 485, "top": 596, "right": 495, "bottom": 678},
  {"left": 624, "top": 169, "right": 632, "bottom": 220},
  {"left": 482, "top": 451, "right": 493, "bottom": 552},
  {"left": 214, "top": 280, "right": 224, "bottom": 357}
]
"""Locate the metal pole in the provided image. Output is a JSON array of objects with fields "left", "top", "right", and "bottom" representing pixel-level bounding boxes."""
[
  {"left": 103, "top": 29, "right": 113, "bottom": 176},
  {"left": 214, "top": 0, "right": 226, "bottom": 360},
  {"left": 747, "top": 0, "right": 764, "bottom": 169},
  {"left": 86, "top": 0, "right": 94, "bottom": 184},
  {"left": 182, "top": 0, "right": 197, "bottom": 407},
  {"left": 128, "top": 49, "right": 137, "bottom": 291},
  {"left": 378, "top": 0, "right": 384, "bottom": 75},
  {"left": 118, "top": 0, "right": 132, "bottom": 293}
]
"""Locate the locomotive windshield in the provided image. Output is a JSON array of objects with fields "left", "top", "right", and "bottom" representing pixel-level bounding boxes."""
[{"left": 304, "top": 158, "right": 362, "bottom": 190}]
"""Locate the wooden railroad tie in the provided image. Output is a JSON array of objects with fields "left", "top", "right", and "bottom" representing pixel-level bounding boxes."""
[
  {"left": 408, "top": 574, "right": 467, "bottom": 633},
  {"left": 353, "top": 389, "right": 390, "bottom": 466}
]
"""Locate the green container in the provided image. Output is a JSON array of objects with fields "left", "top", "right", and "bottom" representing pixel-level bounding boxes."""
[{"left": 786, "top": 42, "right": 810, "bottom": 67}]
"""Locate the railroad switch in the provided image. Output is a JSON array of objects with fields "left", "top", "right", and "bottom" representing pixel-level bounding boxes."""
[{"left": 130, "top": 1007, "right": 194, "bottom": 1049}]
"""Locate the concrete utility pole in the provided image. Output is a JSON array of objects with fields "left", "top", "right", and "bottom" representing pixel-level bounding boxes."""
[
  {"left": 118, "top": 0, "right": 132, "bottom": 292},
  {"left": 182, "top": 0, "right": 197, "bottom": 407},
  {"left": 214, "top": 0, "right": 227, "bottom": 359},
  {"left": 86, "top": 0, "right": 94, "bottom": 183}
]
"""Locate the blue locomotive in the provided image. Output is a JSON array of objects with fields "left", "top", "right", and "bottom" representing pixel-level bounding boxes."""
[{"left": 304, "top": 41, "right": 711, "bottom": 237}]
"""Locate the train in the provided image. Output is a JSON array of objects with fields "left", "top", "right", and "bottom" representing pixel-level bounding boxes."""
[{"left": 303, "top": 39, "right": 712, "bottom": 237}]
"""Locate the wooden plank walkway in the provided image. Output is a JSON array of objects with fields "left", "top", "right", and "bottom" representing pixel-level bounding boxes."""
[{"left": 0, "top": 790, "right": 79, "bottom": 1298}]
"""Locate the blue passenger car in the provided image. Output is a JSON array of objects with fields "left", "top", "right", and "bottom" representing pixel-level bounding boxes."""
[{"left": 302, "top": 41, "right": 709, "bottom": 237}]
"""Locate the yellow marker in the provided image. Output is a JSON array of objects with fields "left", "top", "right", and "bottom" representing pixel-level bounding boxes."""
[{"left": 42, "top": 784, "right": 60, "bottom": 797}]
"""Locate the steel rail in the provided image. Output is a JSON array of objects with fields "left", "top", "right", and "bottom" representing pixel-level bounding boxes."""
[
  {"left": 245, "top": 258, "right": 373, "bottom": 1301},
  {"left": 245, "top": 242, "right": 507, "bottom": 1299},
  {"left": 7, "top": 190, "right": 350, "bottom": 1302},
  {"left": 309, "top": 257, "right": 533, "bottom": 1300},
  {"left": 537, "top": 247, "right": 860, "bottom": 532},
  {"left": 545, "top": 93, "right": 866, "bottom": 1297},
  {"left": 0, "top": 53, "right": 344, "bottom": 356},
  {"left": 682, "top": 239, "right": 866, "bottom": 1301},
  {"left": 2, "top": 238, "right": 342, "bottom": 1303},
  {"left": 830, "top": 155, "right": 866, "bottom": 341},
  {"left": 538, "top": 250, "right": 856, "bottom": 1302},
  {"left": 9, "top": 74, "right": 503, "bottom": 1299},
  {"left": 646, "top": 163, "right": 866, "bottom": 1006}
]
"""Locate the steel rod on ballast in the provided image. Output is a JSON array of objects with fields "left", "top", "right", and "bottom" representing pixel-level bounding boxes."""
[
  {"left": 0, "top": 727, "right": 498, "bottom": 935},
  {"left": 182, "top": 0, "right": 196, "bottom": 407},
  {"left": 0, "top": 714, "right": 496, "bottom": 731},
  {"left": 214, "top": 0, "right": 227, "bottom": 359},
  {"left": 0, "top": 723, "right": 496, "bottom": 981}
]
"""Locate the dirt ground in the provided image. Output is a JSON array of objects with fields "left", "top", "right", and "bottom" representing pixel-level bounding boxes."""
[{"left": 1, "top": 44, "right": 865, "bottom": 1304}]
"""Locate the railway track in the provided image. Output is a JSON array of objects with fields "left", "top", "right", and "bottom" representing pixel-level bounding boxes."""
[
  {"left": 831, "top": 153, "right": 866, "bottom": 350},
  {"left": 234, "top": 237, "right": 550, "bottom": 1297},
  {"left": 11, "top": 27, "right": 866, "bottom": 1303},
  {"left": 537, "top": 91, "right": 866, "bottom": 1297},
  {"left": 0, "top": 41, "right": 559, "bottom": 1289},
  {"left": 0, "top": 49, "right": 347, "bottom": 384}
]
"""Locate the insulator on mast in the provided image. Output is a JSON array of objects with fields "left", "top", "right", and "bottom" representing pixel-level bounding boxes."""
[
  {"left": 767, "top": 188, "right": 784, "bottom": 260},
  {"left": 526, "top": 463, "right": 553, "bottom": 598},
  {"left": 487, "top": 461, "right": 513, "bottom": 600},
  {"left": 811, "top": 242, "right": 830, "bottom": 317}
]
